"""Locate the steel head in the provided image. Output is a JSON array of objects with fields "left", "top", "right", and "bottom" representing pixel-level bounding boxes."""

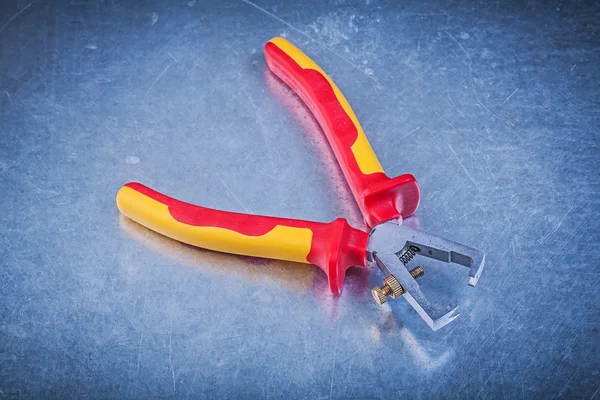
[{"left": 367, "top": 221, "right": 485, "bottom": 330}]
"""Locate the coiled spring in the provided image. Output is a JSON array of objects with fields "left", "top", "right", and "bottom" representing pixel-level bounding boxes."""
[{"left": 398, "top": 245, "right": 420, "bottom": 265}]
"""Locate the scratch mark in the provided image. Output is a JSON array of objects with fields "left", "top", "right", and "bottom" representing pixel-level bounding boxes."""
[
  {"left": 473, "top": 86, "right": 512, "bottom": 126},
  {"left": 448, "top": 144, "right": 481, "bottom": 190},
  {"left": 551, "top": 367, "right": 579, "bottom": 399},
  {"left": 591, "top": 384, "right": 600, "bottom": 399},
  {"left": 225, "top": 44, "right": 240, "bottom": 56},
  {"left": 538, "top": 205, "right": 575, "bottom": 246},
  {"left": 133, "top": 118, "right": 142, "bottom": 143},
  {"left": 444, "top": 31, "right": 471, "bottom": 60},
  {"left": 483, "top": 154, "right": 498, "bottom": 183},
  {"left": 329, "top": 321, "right": 341, "bottom": 399},
  {"left": 3, "top": 269, "right": 14, "bottom": 282},
  {"left": 570, "top": 64, "right": 576, "bottom": 71},
  {"left": 188, "top": 365, "right": 200, "bottom": 399},
  {"left": 0, "top": 160, "right": 16, "bottom": 174},
  {"left": 147, "top": 64, "right": 171, "bottom": 93},
  {"left": 218, "top": 174, "right": 253, "bottom": 214},
  {"left": 0, "top": 3, "right": 32, "bottom": 33},
  {"left": 444, "top": 31, "right": 514, "bottom": 127},
  {"left": 240, "top": 0, "right": 382, "bottom": 86},
  {"left": 474, "top": 370, "right": 499, "bottom": 399},
  {"left": 4, "top": 90, "right": 10, "bottom": 101},
  {"left": 447, "top": 93, "right": 464, "bottom": 117},
  {"left": 168, "top": 52, "right": 179, "bottom": 63},
  {"left": 474, "top": 90, "right": 515, "bottom": 126},
  {"left": 57, "top": 342, "right": 74, "bottom": 359},
  {"left": 169, "top": 321, "right": 176, "bottom": 393},
  {"left": 398, "top": 125, "right": 422, "bottom": 141},
  {"left": 503, "top": 88, "right": 519, "bottom": 104},
  {"left": 135, "top": 298, "right": 146, "bottom": 390},
  {"left": 242, "top": 89, "right": 257, "bottom": 111},
  {"left": 262, "top": 272, "right": 284, "bottom": 294},
  {"left": 475, "top": 129, "right": 498, "bottom": 146},
  {"left": 434, "top": 111, "right": 456, "bottom": 130}
]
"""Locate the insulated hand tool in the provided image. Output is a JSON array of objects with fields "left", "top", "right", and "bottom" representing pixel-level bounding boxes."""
[{"left": 116, "top": 37, "right": 485, "bottom": 330}]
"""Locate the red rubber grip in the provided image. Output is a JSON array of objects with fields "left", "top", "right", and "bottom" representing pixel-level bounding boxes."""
[
  {"left": 265, "top": 39, "right": 420, "bottom": 228},
  {"left": 117, "top": 182, "right": 369, "bottom": 294}
]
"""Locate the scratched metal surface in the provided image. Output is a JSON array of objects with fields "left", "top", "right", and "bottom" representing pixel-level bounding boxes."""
[{"left": 1, "top": 0, "right": 599, "bottom": 398}]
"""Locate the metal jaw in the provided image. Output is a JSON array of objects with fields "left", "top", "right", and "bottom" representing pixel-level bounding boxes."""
[{"left": 367, "top": 221, "right": 485, "bottom": 331}]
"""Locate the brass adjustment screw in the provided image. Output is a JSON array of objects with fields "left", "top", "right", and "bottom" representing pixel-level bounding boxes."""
[
  {"left": 410, "top": 266, "right": 424, "bottom": 279},
  {"left": 372, "top": 275, "right": 404, "bottom": 304},
  {"left": 372, "top": 266, "right": 425, "bottom": 305}
]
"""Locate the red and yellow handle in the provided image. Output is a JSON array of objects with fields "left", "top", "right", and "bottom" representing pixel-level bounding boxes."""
[
  {"left": 116, "top": 182, "right": 369, "bottom": 294},
  {"left": 265, "top": 37, "right": 420, "bottom": 228}
]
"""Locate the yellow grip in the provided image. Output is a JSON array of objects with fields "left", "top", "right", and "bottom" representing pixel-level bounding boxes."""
[{"left": 116, "top": 184, "right": 313, "bottom": 264}]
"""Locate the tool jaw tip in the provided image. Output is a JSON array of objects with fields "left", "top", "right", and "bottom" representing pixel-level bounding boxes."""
[
  {"left": 405, "top": 294, "right": 461, "bottom": 331},
  {"left": 468, "top": 251, "right": 485, "bottom": 287},
  {"left": 367, "top": 221, "right": 485, "bottom": 330}
]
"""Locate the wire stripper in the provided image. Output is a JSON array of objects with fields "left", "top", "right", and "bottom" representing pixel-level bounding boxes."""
[{"left": 116, "top": 37, "right": 485, "bottom": 330}]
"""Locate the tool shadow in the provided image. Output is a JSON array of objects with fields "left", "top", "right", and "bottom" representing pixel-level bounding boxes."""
[{"left": 120, "top": 216, "right": 452, "bottom": 369}]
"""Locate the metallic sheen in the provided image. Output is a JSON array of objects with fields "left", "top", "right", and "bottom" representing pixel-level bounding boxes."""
[{"left": 1, "top": 0, "right": 598, "bottom": 398}]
